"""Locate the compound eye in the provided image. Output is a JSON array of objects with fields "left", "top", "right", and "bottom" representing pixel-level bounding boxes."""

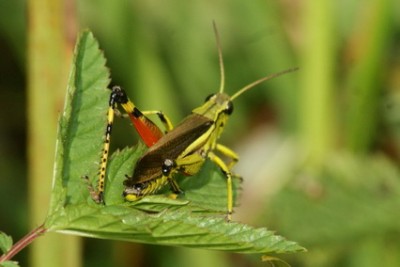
[
  {"left": 225, "top": 101, "right": 234, "bottom": 115},
  {"left": 204, "top": 94, "right": 215, "bottom": 102}
]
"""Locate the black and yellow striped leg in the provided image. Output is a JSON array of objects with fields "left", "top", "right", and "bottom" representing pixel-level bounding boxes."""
[{"left": 86, "top": 91, "right": 118, "bottom": 203}]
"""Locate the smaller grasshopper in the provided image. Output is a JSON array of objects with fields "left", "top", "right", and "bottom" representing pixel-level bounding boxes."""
[{"left": 88, "top": 23, "right": 297, "bottom": 221}]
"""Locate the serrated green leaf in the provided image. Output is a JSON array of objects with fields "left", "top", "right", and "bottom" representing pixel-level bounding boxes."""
[
  {"left": 48, "top": 30, "right": 110, "bottom": 215},
  {"left": 45, "top": 30, "right": 305, "bottom": 256},
  {"left": 0, "top": 232, "right": 13, "bottom": 254},
  {"left": 50, "top": 204, "right": 303, "bottom": 254}
]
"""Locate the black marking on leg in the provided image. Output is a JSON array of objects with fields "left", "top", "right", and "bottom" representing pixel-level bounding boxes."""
[
  {"left": 220, "top": 168, "right": 228, "bottom": 176},
  {"left": 106, "top": 124, "right": 113, "bottom": 134},
  {"left": 132, "top": 107, "right": 144, "bottom": 118},
  {"left": 157, "top": 112, "right": 168, "bottom": 124}
]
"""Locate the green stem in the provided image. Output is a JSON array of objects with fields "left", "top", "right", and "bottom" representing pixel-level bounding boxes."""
[
  {"left": 299, "top": 1, "right": 336, "bottom": 165},
  {"left": 27, "top": 0, "right": 81, "bottom": 266},
  {"left": 345, "top": 0, "right": 391, "bottom": 153}
]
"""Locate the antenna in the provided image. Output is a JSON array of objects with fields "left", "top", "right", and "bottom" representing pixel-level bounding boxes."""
[
  {"left": 213, "top": 21, "right": 225, "bottom": 94},
  {"left": 230, "top": 67, "right": 299, "bottom": 101}
]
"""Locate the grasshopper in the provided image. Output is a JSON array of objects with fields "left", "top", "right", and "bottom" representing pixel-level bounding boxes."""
[{"left": 88, "top": 23, "right": 297, "bottom": 221}]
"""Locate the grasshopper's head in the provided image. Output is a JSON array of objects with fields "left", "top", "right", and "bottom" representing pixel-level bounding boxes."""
[
  {"left": 192, "top": 64, "right": 297, "bottom": 129},
  {"left": 191, "top": 92, "right": 233, "bottom": 144},
  {"left": 192, "top": 92, "right": 233, "bottom": 121}
]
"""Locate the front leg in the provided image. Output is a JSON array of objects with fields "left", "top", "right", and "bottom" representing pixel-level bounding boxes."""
[
  {"left": 215, "top": 143, "right": 239, "bottom": 170},
  {"left": 207, "top": 151, "right": 234, "bottom": 222}
]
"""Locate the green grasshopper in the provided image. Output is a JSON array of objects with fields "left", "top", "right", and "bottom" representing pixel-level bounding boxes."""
[{"left": 88, "top": 23, "right": 297, "bottom": 221}]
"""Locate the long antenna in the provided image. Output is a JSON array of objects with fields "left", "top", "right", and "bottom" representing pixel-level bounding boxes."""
[
  {"left": 213, "top": 21, "right": 225, "bottom": 94},
  {"left": 230, "top": 67, "right": 299, "bottom": 101}
]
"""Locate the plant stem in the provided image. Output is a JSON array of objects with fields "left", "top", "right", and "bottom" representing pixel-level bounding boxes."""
[
  {"left": 27, "top": 0, "right": 81, "bottom": 265},
  {"left": 345, "top": 0, "right": 391, "bottom": 153},
  {"left": 299, "top": 0, "right": 336, "bottom": 165},
  {"left": 0, "top": 225, "right": 47, "bottom": 263}
]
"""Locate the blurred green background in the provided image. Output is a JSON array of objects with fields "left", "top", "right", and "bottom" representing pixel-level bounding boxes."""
[{"left": 1, "top": 0, "right": 400, "bottom": 266}]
